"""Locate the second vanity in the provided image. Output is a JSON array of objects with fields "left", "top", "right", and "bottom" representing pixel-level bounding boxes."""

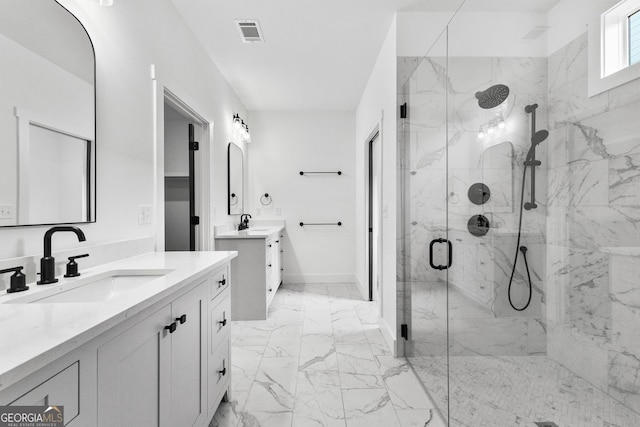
[
  {"left": 0, "top": 251, "right": 236, "bottom": 427},
  {"left": 215, "top": 224, "right": 284, "bottom": 320}
]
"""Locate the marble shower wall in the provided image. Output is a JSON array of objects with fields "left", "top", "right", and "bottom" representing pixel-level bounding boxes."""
[
  {"left": 546, "top": 32, "right": 640, "bottom": 414},
  {"left": 398, "top": 54, "right": 548, "bottom": 357}
]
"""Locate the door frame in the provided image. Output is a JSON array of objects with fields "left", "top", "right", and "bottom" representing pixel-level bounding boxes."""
[
  {"left": 365, "top": 126, "right": 382, "bottom": 303},
  {"left": 155, "top": 83, "right": 212, "bottom": 251}
]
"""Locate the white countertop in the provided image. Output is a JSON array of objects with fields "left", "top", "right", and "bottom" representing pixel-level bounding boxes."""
[
  {"left": 215, "top": 225, "right": 284, "bottom": 240},
  {"left": 0, "top": 251, "right": 236, "bottom": 393}
]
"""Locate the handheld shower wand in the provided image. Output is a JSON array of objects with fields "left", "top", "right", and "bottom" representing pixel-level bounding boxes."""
[{"left": 506, "top": 103, "right": 549, "bottom": 311}]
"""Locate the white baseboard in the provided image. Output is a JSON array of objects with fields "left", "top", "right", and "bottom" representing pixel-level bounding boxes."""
[
  {"left": 379, "top": 316, "right": 400, "bottom": 357},
  {"left": 354, "top": 275, "right": 367, "bottom": 300},
  {"left": 283, "top": 274, "right": 356, "bottom": 284}
]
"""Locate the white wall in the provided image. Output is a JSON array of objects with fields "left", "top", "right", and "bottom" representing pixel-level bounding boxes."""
[
  {"left": 547, "top": 0, "right": 618, "bottom": 55},
  {"left": 246, "top": 111, "right": 356, "bottom": 283},
  {"left": 355, "top": 17, "right": 398, "bottom": 351},
  {"left": 0, "top": 0, "right": 246, "bottom": 285},
  {"left": 398, "top": 11, "right": 549, "bottom": 58}
]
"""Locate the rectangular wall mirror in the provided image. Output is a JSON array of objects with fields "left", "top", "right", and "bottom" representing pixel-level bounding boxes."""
[
  {"left": 0, "top": 0, "right": 96, "bottom": 227},
  {"left": 227, "top": 142, "right": 244, "bottom": 215}
]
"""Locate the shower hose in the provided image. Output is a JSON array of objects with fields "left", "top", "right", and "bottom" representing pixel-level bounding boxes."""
[{"left": 508, "top": 163, "right": 534, "bottom": 311}]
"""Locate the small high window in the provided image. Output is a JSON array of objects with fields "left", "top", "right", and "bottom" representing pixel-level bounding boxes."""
[
  {"left": 589, "top": 0, "right": 640, "bottom": 95},
  {"left": 631, "top": 9, "right": 640, "bottom": 65},
  {"left": 601, "top": 0, "right": 640, "bottom": 77}
]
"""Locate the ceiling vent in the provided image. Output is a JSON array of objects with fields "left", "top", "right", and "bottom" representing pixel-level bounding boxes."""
[
  {"left": 236, "top": 20, "right": 264, "bottom": 43},
  {"left": 522, "top": 26, "right": 549, "bottom": 40}
]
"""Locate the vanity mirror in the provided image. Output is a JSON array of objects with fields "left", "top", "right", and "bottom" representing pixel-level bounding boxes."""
[
  {"left": 0, "top": 0, "right": 96, "bottom": 227},
  {"left": 227, "top": 142, "right": 244, "bottom": 215}
]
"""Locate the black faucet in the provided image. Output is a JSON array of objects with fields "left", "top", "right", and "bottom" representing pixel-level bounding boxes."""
[
  {"left": 238, "top": 214, "right": 252, "bottom": 231},
  {"left": 38, "top": 226, "right": 86, "bottom": 285}
]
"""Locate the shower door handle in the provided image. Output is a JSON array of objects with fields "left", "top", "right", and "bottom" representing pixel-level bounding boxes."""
[{"left": 429, "top": 238, "right": 452, "bottom": 270}]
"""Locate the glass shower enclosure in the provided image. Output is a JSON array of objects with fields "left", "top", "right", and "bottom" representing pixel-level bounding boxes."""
[{"left": 399, "top": 1, "right": 640, "bottom": 425}]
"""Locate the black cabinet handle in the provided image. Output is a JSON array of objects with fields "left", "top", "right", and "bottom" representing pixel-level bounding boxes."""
[
  {"left": 218, "top": 277, "right": 226, "bottom": 288},
  {"left": 219, "top": 360, "right": 227, "bottom": 376},
  {"left": 165, "top": 322, "right": 177, "bottom": 333},
  {"left": 176, "top": 314, "right": 187, "bottom": 324},
  {"left": 219, "top": 318, "right": 227, "bottom": 327},
  {"left": 268, "top": 244, "right": 272, "bottom": 247},
  {"left": 269, "top": 288, "right": 273, "bottom": 292},
  {"left": 429, "top": 238, "right": 453, "bottom": 270},
  {"left": 275, "top": 240, "right": 279, "bottom": 243},
  {"left": 268, "top": 264, "right": 272, "bottom": 267}
]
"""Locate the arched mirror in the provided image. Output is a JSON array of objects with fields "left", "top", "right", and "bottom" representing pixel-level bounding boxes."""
[
  {"left": 0, "top": 0, "right": 96, "bottom": 227},
  {"left": 227, "top": 142, "right": 243, "bottom": 215}
]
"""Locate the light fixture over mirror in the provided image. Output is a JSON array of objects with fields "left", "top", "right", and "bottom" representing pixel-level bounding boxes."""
[
  {"left": 0, "top": 0, "right": 96, "bottom": 227},
  {"left": 232, "top": 113, "right": 251, "bottom": 143}
]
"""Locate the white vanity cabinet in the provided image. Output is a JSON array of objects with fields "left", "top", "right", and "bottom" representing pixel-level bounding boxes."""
[
  {"left": 216, "top": 228, "right": 284, "bottom": 320},
  {"left": 0, "top": 253, "right": 233, "bottom": 427},
  {"left": 266, "top": 234, "right": 284, "bottom": 307},
  {"left": 97, "top": 281, "right": 209, "bottom": 427}
]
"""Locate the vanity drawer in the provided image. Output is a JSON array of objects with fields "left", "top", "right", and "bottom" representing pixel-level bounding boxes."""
[
  {"left": 210, "top": 294, "right": 230, "bottom": 353},
  {"left": 10, "top": 362, "right": 79, "bottom": 425},
  {"left": 208, "top": 339, "right": 230, "bottom": 412},
  {"left": 210, "top": 265, "right": 229, "bottom": 300}
]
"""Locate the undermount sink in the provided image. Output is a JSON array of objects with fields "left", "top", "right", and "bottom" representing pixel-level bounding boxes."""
[{"left": 5, "top": 269, "right": 173, "bottom": 304}]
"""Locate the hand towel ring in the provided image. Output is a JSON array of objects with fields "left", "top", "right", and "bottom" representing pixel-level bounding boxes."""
[{"left": 260, "top": 193, "right": 272, "bottom": 205}]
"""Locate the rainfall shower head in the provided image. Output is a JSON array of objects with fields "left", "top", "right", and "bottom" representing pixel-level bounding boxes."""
[{"left": 475, "top": 84, "right": 510, "bottom": 109}]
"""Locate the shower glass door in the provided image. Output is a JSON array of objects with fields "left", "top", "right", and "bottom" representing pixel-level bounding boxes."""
[
  {"left": 402, "top": 0, "right": 640, "bottom": 425},
  {"left": 398, "top": 28, "right": 451, "bottom": 422}
]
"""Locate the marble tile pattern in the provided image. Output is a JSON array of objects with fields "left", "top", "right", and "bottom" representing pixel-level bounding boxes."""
[
  {"left": 210, "top": 282, "right": 445, "bottom": 427},
  {"left": 545, "top": 31, "right": 640, "bottom": 414},
  {"left": 409, "top": 354, "right": 640, "bottom": 427},
  {"left": 397, "top": 54, "right": 549, "bottom": 357}
]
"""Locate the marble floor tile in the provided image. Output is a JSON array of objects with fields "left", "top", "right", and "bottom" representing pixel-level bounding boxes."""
[
  {"left": 214, "top": 282, "right": 443, "bottom": 427},
  {"left": 395, "top": 409, "right": 445, "bottom": 427},
  {"left": 244, "top": 357, "right": 298, "bottom": 412},
  {"left": 299, "top": 334, "right": 337, "bottom": 371},
  {"left": 293, "top": 370, "right": 345, "bottom": 427},
  {"left": 336, "top": 343, "right": 380, "bottom": 375},
  {"left": 339, "top": 372, "right": 385, "bottom": 389},
  {"left": 342, "top": 388, "right": 402, "bottom": 427}
]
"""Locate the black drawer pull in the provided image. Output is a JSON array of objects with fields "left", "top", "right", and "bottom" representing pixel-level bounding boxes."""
[
  {"left": 219, "top": 360, "right": 227, "bottom": 376},
  {"left": 164, "top": 322, "right": 177, "bottom": 333},
  {"left": 268, "top": 244, "right": 272, "bottom": 247},
  {"left": 219, "top": 318, "right": 227, "bottom": 327},
  {"left": 269, "top": 288, "right": 273, "bottom": 292},
  {"left": 176, "top": 314, "right": 187, "bottom": 324},
  {"left": 218, "top": 277, "right": 226, "bottom": 287},
  {"left": 275, "top": 240, "right": 279, "bottom": 243}
]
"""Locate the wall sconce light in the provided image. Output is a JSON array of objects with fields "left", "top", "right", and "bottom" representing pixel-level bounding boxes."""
[
  {"left": 87, "top": 0, "right": 114, "bottom": 6},
  {"left": 233, "top": 114, "right": 251, "bottom": 143},
  {"left": 478, "top": 114, "right": 506, "bottom": 140}
]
